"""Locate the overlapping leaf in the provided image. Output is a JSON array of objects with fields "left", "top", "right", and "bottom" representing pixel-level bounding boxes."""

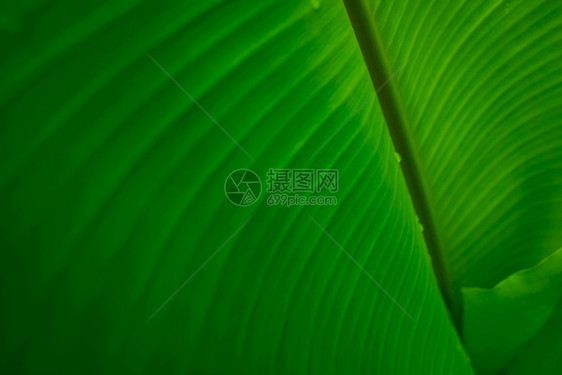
[{"left": 463, "top": 248, "right": 562, "bottom": 374}]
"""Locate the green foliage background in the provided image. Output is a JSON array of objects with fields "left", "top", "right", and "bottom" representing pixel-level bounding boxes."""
[{"left": 1, "top": 0, "right": 561, "bottom": 374}]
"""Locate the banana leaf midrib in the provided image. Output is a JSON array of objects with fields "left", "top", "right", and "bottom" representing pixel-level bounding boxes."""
[{"left": 342, "top": 0, "right": 462, "bottom": 331}]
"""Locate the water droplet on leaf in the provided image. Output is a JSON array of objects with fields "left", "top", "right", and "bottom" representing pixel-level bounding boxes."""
[
  {"left": 415, "top": 215, "right": 423, "bottom": 232},
  {"left": 394, "top": 152, "right": 402, "bottom": 163}
]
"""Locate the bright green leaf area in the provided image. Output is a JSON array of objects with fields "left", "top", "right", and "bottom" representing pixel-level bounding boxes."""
[
  {"left": 1, "top": 0, "right": 561, "bottom": 374},
  {"left": 363, "top": 0, "right": 562, "bottom": 290}
]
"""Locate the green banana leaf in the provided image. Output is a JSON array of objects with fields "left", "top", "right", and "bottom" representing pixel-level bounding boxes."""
[
  {"left": 1, "top": 0, "right": 561, "bottom": 374},
  {"left": 369, "top": 0, "right": 562, "bottom": 291}
]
